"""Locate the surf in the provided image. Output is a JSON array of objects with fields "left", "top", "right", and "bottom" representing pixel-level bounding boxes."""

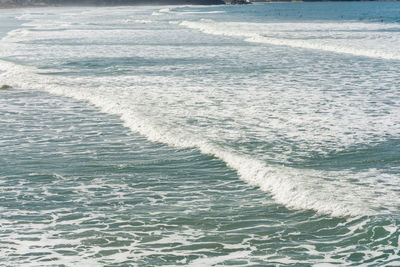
[
  {"left": 178, "top": 19, "right": 400, "bottom": 61},
  {"left": 0, "top": 58, "right": 392, "bottom": 217},
  {"left": 1, "top": 5, "right": 399, "bottom": 218}
]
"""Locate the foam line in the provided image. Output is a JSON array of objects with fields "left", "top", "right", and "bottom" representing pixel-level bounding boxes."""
[{"left": 178, "top": 20, "right": 400, "bottom": 61}]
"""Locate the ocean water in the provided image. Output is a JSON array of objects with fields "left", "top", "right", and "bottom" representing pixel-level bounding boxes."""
[{"left": 0, "top": 2, "right": 399, "bottom": 266}]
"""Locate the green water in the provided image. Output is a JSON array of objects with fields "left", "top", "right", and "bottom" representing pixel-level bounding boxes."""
[
  {"left": 1, "top": 3, "right": 400, "bottom": 266},
  {"left": 1, "top": 89, "right": 398, "bottom": 266}
]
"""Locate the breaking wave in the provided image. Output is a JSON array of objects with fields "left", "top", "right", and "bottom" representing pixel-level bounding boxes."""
[{"left": 178, "top": 19, "right": 400, "bottom": 60}]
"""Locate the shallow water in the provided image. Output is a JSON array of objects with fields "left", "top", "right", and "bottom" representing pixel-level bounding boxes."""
[{"left": 0, "top": 3, "right": 399, "bottom": 266}]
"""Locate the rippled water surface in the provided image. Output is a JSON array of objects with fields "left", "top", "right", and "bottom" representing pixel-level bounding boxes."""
[{"left": 1, "top": 2, "right": 400, "bottom": 266}]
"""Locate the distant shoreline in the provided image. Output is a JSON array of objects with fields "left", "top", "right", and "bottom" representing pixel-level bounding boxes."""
[
  {"left": 1, "top": 0, "right": 399, "bottom": 9},
  {"left": 0, "top": 0, "right": 225, "bottom": 9},
  {"left": 1, "top": 0, "right": 400, "bottom": 9}
]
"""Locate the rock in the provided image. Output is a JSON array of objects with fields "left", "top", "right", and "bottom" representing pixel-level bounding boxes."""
[
  {"left": 231, "top": 0, "right": 252, "bottom": 4},
  {"left": 0, "top": 85, "right": 12, "bottom": 90}
]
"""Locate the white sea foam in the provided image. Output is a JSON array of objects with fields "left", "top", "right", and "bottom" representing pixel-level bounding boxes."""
[
  {"left": 159, "top": 8, "right": 172, "bottom": 13},
  {"left": 176, "top": 10, "right": 226, "bottom": 14},
  {"left": 1, "top": 7, "right": 399, "bottom": 218},
  {"left": 178, "top": 20, "right": 400, "bottom": 60},
  {"left": 125, "top": 19, "right": 153, "bottom": 24},
  {"left": 190, "top": 251, "right": 251, "bottom": 266}
]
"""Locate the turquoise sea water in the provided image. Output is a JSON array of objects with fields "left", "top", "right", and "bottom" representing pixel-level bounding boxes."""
[{"left": 0, "top": 2, "right": 400, "bottom": 266}]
